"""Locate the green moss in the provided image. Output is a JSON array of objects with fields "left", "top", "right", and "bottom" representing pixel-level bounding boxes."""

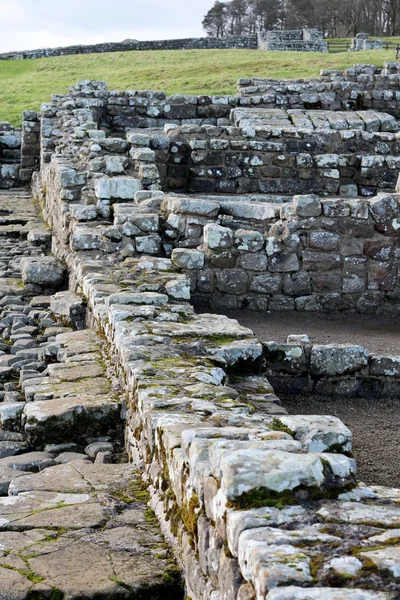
[
  {"left": 326, "top": 443, "right": 353, "bottom": 458},
  {"left": 228, "top": 487, "right": 298, "bottom": 510},
  {"left": 144, "top": 507, "right": 158, "bottom": 525},
  {"left": 50, "top": 589, "right": 63, "bottom": 600},
  {"left": 161, "top": 564, "right": 182, "bottom": 588},
  {"left": 181, "top": 495, "right": 201, "bottom": 540},
  {"left": 111, "top": 479, "right": 150, "bottom": 505},
  {"left": 269, "top": 418, "right": 296, "bottom": 437}
]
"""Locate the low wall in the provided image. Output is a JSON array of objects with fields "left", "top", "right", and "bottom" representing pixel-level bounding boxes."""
[
  {"left": 258, "top": 29, "right": 328, "bottom": 53},
  {"left": 264, "top": 339, "right": 400, "bottom": 398},
  {"left": 0, "top": 35, "right": 258, "bottom": 61},
  {"left": 238, "top": 62, "right": 400, "bottom": 118},
  {"left": 165, "top": 117, "right": 399, "bottom": 196},
  {"left": 163, "top": 192, "right": 400, "bottom": 314}
]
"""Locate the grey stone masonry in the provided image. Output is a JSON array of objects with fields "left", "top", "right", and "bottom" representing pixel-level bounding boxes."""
[
  {"left": 238, "top": 62, "right": 400, "bottom": 118},
  {"left": 0, "top": 35, "right": 258, "bottom": 61},
  {"left": 20, "top": 110, "right": 40, "bottom": 184},
  {"left": 162, "top": 190, "right": 400, "bottom": 315},
  {"left": 165, "top": 109, "right": 399, "bottom": 196},
  {"left": 258, "top": 29, "right": 328, "bottom": 53},
  {"left": 0, "top": 122, "right": 20, "bottom": 189},
  {"left": 264, "top": 340, "right": 400, "bottom": 398},
  {"left": 27, "top": 73, "right": 400, "bottom": 594},
  {"left": 350, "top": 34, "right": 383, "bottom": 52}
]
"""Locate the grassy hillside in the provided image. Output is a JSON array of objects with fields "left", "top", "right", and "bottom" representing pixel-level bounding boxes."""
[{"left": 0, "top": 46, "right": 398, "bottom": 126}]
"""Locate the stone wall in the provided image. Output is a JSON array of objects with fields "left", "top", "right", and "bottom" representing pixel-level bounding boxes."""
[
  {"left": 164, "top": 111, "right": 399, "bottom": 196},
  {"left": 238, "top": 62, "right": 400, "bottom": 118},
  {"left": 26, "top": 79, "right": 400, "bottom": 317},
  {"left": 20, "top": 110, "right": 40, "bottom": 184},
  {"left": 349, "top": 34, "right": 383, "bottom": 52},
  {"left": 264, "top": 339, "right": 400, "bottom": 398},
  {"left": 258, "top": 29, "right": 328, "bottom": 53},
  {"left": 30, "top": 78, "right": 400, "bottom": 600},
  {"left": 0, "top": 35, "right": 258, "bottom": 61},
  {"left": 0, "top": 122, "right": 20, "bottom": 188},
  {"left": 163, "top": 191, "right": 400, "bottom": 314}
]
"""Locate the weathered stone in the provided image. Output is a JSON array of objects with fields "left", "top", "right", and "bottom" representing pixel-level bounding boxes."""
[
  {"left": 21, "top": 257, "right": 65, "bottom": 288},
  {"left": 172, "top": 249, "right": 205, "bottom": 270},
  {"left": 293, "top": 194, "right": 322, "bottom": 217},
  {"left": 310, "top": 344, "right": 369, "bottom": 376}
]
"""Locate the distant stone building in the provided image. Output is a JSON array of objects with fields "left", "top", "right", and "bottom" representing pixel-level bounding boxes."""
[
  {"left": 349, "top": 33, "right": 383, "bottom": 51},
  {"left": 257, "top": 29, "right": 328, "bottom": 52}
]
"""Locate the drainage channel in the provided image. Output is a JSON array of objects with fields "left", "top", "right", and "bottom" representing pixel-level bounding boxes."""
[{"left": 0, "top": 189, "right": 183, "bottom": 599}]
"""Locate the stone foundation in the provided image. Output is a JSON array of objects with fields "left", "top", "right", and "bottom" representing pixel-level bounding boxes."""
[
  {"left": 26, "top": 78, "right": 400, "bottom": 598},
  {"left": 258, "top": 29, "right": 328, "bottom": 53},
  {"left": 264, "top": 338, "right": 400, "bottom": 398}
]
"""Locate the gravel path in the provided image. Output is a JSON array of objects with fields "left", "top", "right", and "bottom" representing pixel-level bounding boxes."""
[{"left": 221, "top": 309, "right": 400, "bottom": 355}]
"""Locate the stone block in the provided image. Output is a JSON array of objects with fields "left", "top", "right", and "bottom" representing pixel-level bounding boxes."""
[
  {"left": 204, "top": 224, "right": 234, "bottom": 250},
  {"left": 215, "top": 270, "right": 248, "bottom": 295},
  {"left": 21, "top": 258, "right": 65, "bottom": 289},
  {"left": 135, "top": 234, "right": 161, "bottom": 255},
  {"left": 250, "top": 273, "right": 281, "bottom": 294},
  {"left": 172, "top": 249, "right": 205, "bottom": 270},
  {"left": 234, "top": 230, "right": 264, "bottom": 252},
  {"left": 94, "top": 177, "right": 142, "bottom": 200},
  {"left": 310, "top": 344, "right": 369, "bottom": 376},
  {"left": 269, "top": 254, "right": 299, "bottom": 273},
  {"left": 293, "top": 194, "right": 322, "bottom": 217},
  {"left": 370, "top": 355, "right": 400, "bottom": 377},
  {"left": 309, "top": 232, "right": 340, "bottom": 251},
  {"left": 264, "top": 342, "right": 307, "bottom": 374},
  {"left": 302, "top": 251, "right": 341, "bottom": 272}
]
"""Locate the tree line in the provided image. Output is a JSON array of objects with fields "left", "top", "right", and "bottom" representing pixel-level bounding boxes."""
[{"left": 202, "top": 0, "right": 400, "bottom": 38}]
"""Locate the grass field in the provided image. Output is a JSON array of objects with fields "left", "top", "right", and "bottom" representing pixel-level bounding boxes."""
[{"left": 0, "top": 44, "right": 398, "bottom": 126}]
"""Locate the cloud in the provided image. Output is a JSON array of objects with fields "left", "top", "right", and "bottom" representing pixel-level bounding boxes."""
[
  {"left": 0, "top": 0, "right": 217, "bottom": 52},
  {"left": 0, "top": 1, "right": 25, "bottom": 23}
]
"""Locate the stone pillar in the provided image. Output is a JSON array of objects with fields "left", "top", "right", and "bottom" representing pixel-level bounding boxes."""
[{"left": 20, "top": 110, "right": 41, "bottom": 184}]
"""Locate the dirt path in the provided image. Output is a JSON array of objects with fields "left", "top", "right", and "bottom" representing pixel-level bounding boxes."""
[{"left": 221, "top": 309, "right": 400, "bottom": 355}]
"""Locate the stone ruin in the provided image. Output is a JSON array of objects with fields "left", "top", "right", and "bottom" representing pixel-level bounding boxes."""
[
  {"left": 350, "top": 33, "right": 383, "bottom": 52},
  {"left": 0, "top": 29, "right": 328, "bottom": 61},
  {"left": 0, "top": 62, "right": 400, "bottom": 598},
  {"left": 258, "top": 29, "right": 328, "bottom": 53}
]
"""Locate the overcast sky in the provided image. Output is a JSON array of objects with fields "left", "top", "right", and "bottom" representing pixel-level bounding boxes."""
[{"left": 0, "top": 0, "right": 217, "bottom": 52}]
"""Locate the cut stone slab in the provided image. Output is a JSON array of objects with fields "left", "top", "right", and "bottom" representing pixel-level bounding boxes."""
[
  {"left": 47, "top": 361, "right": 104, "bottom": 382},
  {"left": 209, "top": 446, "right": 326, "bottom": 502},
  {"left": 0, "top": 566, "right": 33, "bottom": 598},
  {"left": 317, "top": 501, "right": 400, "bottom": 528},
  {"left": 0, "top": 466, "right": 27, "bottom": 495},
  {"left": 310, "top": 344, "right": 369, "bottom": 376},
  {"left": 277, "top": 415, "right": 352, "bottom": 453},
  {"left": 95, "top": 176, "right": 142, "bottom": 200},
  {"left": 20, "top": 257, "right": 65, "bottom": 288},
  {"left": 24, "top": 394, "right": 120, "bottom": 445},
  {"left": 0, "top": 452, "right": 55, "bottom": 473},
  {"left": 9, "top": 462, "right": 139, "bottom": 495}
]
